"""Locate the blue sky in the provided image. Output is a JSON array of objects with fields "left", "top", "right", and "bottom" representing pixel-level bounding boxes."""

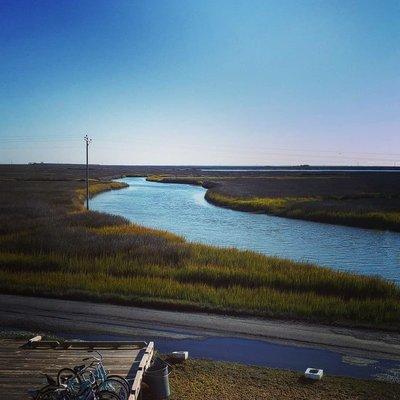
[{"left": 1, "top": 0, "right": 399, "bottom": 165}]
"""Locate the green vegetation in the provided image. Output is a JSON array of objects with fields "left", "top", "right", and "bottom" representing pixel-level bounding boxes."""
[
  {"left": 1, "top": 241, "right": 399, "bottom": 328},
  {"left": 148, "top": 174, "right": 400, "bottom": 231},
  {"left": 153, "top": 358, "right": 400, "bottom": 400},
  {"left": 0, "top": 165, "right": 399, "bottom": 330},
  {"left": 75, "top": 180, "right": 128, "bottom": 210},
  {"left": 205, "top": 191, "right": 400, "bottom": 231},
  {"left": 147, "top": 175, "right": 207, "bottom": 185},
  {"left": 0, "top": 213, "right": 399, "bottom": 329}
]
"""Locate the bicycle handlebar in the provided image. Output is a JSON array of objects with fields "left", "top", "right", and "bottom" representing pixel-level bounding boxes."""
[{"left": 82, "top": 350, "right": 103, "bottom": 363}]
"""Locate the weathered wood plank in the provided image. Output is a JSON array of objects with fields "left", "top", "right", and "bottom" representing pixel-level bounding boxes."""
[
  {"left": 128, "top": 342, "right": 154, "bottom": 400},
  {"left": 131, "top": 369, "right": 144, "bottom": 398},
  {"left": 0, "top": 339, "right": 152, "bottom": 400}
]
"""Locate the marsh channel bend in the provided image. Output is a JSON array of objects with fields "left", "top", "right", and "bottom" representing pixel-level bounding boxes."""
[{"left": 91, "top": 177, "right": 400, "bottom": 284}]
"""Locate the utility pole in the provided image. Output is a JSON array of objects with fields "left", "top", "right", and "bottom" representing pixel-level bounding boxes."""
[{"left": 84, "top": 134, "right": 92, "bottom": 210}]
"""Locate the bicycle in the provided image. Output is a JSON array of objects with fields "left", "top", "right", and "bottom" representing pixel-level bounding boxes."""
[
  {"left": 56, "top": 356, "right": 128, "bottom": 400},
  {"left": 81, "top": 351, "right": 130, "bottom": 395},
  {"left": 36, "top": 370, "right": 121, "bottom": 400}
]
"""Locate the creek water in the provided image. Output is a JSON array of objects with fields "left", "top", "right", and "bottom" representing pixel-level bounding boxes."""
[{"left": 91, "top": 177, "right": 400, "bottom": 283}]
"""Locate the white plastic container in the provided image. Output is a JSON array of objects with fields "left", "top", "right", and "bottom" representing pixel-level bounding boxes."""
[
  {"left": 304, "top": 368, "right": 323, "bottom": 380},
  {"left": 170, "top": 351, "right": 189, "bottom": 361}
]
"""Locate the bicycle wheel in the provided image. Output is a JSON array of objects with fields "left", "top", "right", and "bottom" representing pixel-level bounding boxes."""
[
  {"left": 34, "top": 384, "right": 53, "bottom": 399},
  {"left": 97, "top": 390, "right": 120, "bottom": 400},
  {"left": 57, "top": 368, "right": 77, "bottom": 386},
  {"left": 98, "top": 378, "right": 128, "bottom": 400},
  {"left": 35, "top": 386, "right": 71, "bottom": 400},
  {"left": 56, "top": 368, "right": 81, "bottom": 395},
  {"left": 105, "top": 375, "right": 129, "bottom": 394}
]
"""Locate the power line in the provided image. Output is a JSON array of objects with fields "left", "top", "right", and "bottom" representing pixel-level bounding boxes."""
[
  {"left": 1, "top": 135, "right": 399, "bottom": 164},
  {"left": 1, "top": 135, "right": 399, "bottom": 157}
]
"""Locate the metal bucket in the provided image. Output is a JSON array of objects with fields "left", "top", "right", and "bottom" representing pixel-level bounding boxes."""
[{"left": 143, "top": 358, "right": 171, "bottom": 399}]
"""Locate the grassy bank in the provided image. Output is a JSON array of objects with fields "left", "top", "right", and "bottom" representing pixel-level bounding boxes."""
[
  {"left": 0, "top": 166, "right": 399, "bottom": 330},
  {"left": 148, "top": 175, "right": 400, "bottom": 231},
  {"left": 0, "top": 217, "right": 399, "bottom": 329},
  {"left": 205, "top": 191, "right": 400, "bottom": 231},
  {"left": 75, "top": 180, "right": 128, "bottom": 210},
  {"left": 155, "top": 359, "right": 399, "bottom": 400}
]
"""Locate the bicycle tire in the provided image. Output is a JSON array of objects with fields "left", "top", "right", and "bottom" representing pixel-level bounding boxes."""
[
  {"left": 57, "top": 368, "right": 82, "bottom": 395},
  {"left": 97, "top": 390, "right": 121, "bottom": 400},
  {"left": 105, "top": 375, "right": 130, "bottom": 394},
  {"left": 34, "top": 384, "right": 53, "bottom": 399},
  {"left": 35, "top": 385, "right": 71, "bottom": 400},
  {"left": 57, "top": 368, "right": 78, "bottom": 386},
  {"left": 98, "top": 378, "right": 128, "bottom": 400}
]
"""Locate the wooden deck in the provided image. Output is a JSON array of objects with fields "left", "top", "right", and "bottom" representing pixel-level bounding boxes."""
[{"left": 0, "top": 337, "right": 154, "bottom": 400}]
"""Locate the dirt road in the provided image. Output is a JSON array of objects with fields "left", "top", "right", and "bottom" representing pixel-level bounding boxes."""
[{"left": 1, "top": 294, "right": 399, "bottom": 360}]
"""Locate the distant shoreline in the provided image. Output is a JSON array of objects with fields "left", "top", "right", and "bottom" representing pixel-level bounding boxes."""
[{"left": 200, "top": 166, "right": 400, "bottom": 172}]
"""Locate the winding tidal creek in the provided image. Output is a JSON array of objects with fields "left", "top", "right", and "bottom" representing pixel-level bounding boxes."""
[{"left": 92, "top": 177, "right": 400, "bottom": 284}]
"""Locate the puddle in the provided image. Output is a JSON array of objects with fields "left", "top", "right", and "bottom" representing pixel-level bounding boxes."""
[
  {"left": 342, "top": 355, "right": 379, "bottom": 367},
  {"left": 61, "top": 333, "right": 400, "bottom": 383}
]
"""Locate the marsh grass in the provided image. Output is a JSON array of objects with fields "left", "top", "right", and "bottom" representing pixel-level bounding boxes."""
[
  {"left": 206, "top": 191, "right": 400, "bottom": 231},
  {"left": 149, "top": 175, "right": 400, "bottom": 231},
  {"left": 74, "top": 181, "right": 128, "bottom": 210},
  {"left": 160, "top": 358, "right": 400, "bottom": 400},
  {"left": 0, "top": 172, "right": 399, "bottom": 330},
  {"left": 0, "top": 225, "right": 399, "bottom": 328}
]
